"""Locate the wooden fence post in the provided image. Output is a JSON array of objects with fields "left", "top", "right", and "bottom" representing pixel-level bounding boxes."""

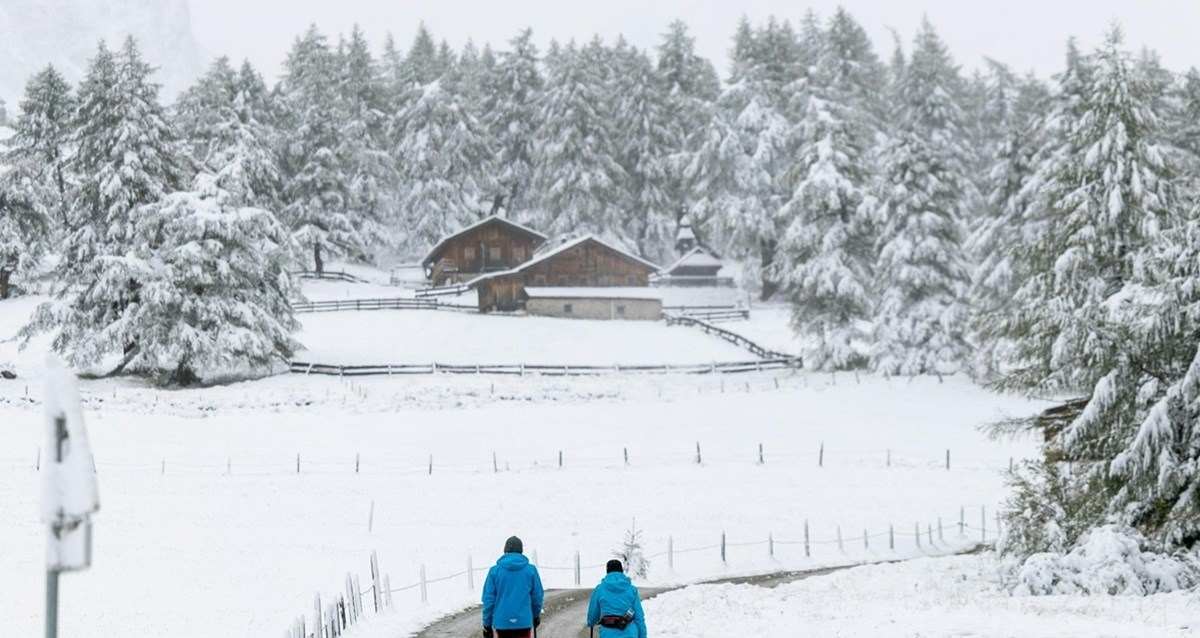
[
  {"left": 420, "top": 565, "right": 427, "bottom": 604},
  {"left": 668, "top": 536, "right": 674, "bottom": 569},
  {"left": 804, "top": 520, "right": 810, "bottom": 558},
  {"left": 915, "top": 523, "right": 921, "bottom": 548},
  {"left": 758, "top": 443, "right": 764, "bottom": 465},
  {"left": 296, "top": 453, "right": 301, "bottom": 474},
  {"left": 355, "top": 453, "right": 360, "bottom": 474},
  {"left": 468, "top": 556, "right": 475, "bottom": 591},
  {"left": 946, "top": 449, "right": 951, "bottom": 470},
  {"left": 889, "top": 525, "right": 894, "bottom": 550},
  {"left": 819, "top": 442, "right": 824, "bottom": 467},
  {"left": 981, "top": 505, "right": 987, "bottom": 542},
  {"left": 370, "top": 552, "right": 382, "bottom": 613},
  {"left": 695, "top": 442, "right": 702, "bottom": 465},
  {"left": 863, "top": 529, "right": 869, "bottom": 550},
  {"left": 574, "top": 551, "right": 581, "bottom": 586},
  {"left": 720, "top": 532, "right": 726, "bottom": 563},
  {"left": 769, "top": 533, "right": 774, "bottom": 558},
  {"left": 960, "top": 506, "right": 965, "bottom": 536}
]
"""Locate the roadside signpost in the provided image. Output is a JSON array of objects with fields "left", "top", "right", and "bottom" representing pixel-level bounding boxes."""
[{"left": 41, "top": 358, "right": 100, "bottom": 638}]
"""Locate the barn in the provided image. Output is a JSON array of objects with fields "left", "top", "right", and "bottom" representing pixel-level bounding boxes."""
[
  {"left": 421, "top": 215, "right": 548, "bottom": 286},
  {"left": 468, "top": 235, "right": 661, "bottom": 313}
]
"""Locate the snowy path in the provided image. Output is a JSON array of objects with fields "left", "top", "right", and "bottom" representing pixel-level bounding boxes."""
[{"left": 410, "top": 547, "right": 983, "bottom": 638}]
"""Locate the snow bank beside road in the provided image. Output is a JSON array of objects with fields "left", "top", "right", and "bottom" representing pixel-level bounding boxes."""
[{"left": 646, "top": 553, "right": 1200, "bottom": 637}]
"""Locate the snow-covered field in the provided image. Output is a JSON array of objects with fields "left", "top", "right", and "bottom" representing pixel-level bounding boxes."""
[
  {"left": 1, "top": 282, "right": 1172, "bottom": 637},
  {"left": 647, "top": 553, "right": 1200, "bottom": 637},
  {"left": 297, "top": 309, "right": 755, "bottom": 366}
]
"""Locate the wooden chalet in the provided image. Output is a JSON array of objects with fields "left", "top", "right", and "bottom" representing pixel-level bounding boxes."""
[
  {"left": 421, "top": 215, "right": 548, "bottom": 286},
  {"left": 467, "top": 235, "right": 661, "bottom": 312}
]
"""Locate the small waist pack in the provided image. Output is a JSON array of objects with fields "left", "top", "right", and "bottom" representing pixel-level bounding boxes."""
[{"left": 598, "top": 611, "right": 634, "bottom": 630}]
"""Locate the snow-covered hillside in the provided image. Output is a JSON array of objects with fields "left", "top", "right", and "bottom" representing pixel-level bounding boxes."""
[{"left": 0, "top": 0, "right": 206, "bottom": 103}]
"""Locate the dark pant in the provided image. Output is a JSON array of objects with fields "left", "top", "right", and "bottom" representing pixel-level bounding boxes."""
[{"left": 496, "top": 630, "right": 532, "bottom": 638}]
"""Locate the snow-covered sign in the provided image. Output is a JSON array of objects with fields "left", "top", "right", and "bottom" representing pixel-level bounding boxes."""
[{"left": 40, "top": 357, "right": 99, "bottom": 572}]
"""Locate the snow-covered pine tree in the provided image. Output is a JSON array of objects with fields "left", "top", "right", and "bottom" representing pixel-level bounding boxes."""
[
  {"left": 277, "top": 26, "right": 356, "bottom": 273},
  {"left": 613, "top": 519, "right": 650, "bottom": 580},
  {"left": 998, "top": 27, "right": 1174, "bottom": 396},
  {"left": 336, "top": 25, "right": 394, "bottom": 258},
  {"left": 0, "top": 163, "right": 51, "bottom": 298},
  {"left": 655, "top": 20, "right": 720, "bottom": 212},
  {"left": 484, "top": 28, "right": 543, "bottom": 217},
  {"left": 121, "top": 173, "right": 299, "bottom": 385},
  {"left": 173, "top": 56, "right": 239, "bottom": 163},
  {"left": 774, "top": 12, "right": 879, "bottom": 371},
  {"left": 5, "top": 65, "right": 74, "bottom": 220},
  {"left": 400, "top": 23, "right": 442, "bottom": 90},
  {"left": 22, "top": 38, "right": 190, "bottom": 371},
  {"left": 530, "top": 41, "right": 628, "bottom": 240},
  {"left": 997, "top": 29, "right": 1187, "bottom": 553},
  {"left": 823, "top": 8, "right": 888, "bottom": 122},
  {"left": 691, "top": 18, "right": 797, "bottom": 300},
  {"left": 614, "top": 47, "right": 677, "bottom": 261},
  {"left": 966, "top": 72, "right": 1050, "bottom": 378},
  {"left": 870, "top": 20, "right": 972, "bottom": 375},
  {"left": 391, "top": 79, "right": 494, "bottom": 256}
]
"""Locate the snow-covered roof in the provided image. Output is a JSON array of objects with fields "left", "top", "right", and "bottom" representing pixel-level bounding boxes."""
[
  {"left": 523, "top": 287, "right": 662, "bottom": 301},
  {"left": 676, "top": 224, "right": 696, "bottom": 242},
  {"left": 663, "top": 246, "right": 725, "bottom": 274},
  {"left": 421, "top": 215, "right": 548, "bottom": 266},
  {"left": 465, "top": 235, "right": 661, "bottom": 287}
]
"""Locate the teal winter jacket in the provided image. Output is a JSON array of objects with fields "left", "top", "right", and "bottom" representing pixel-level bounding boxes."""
[
  {"left": 587, "top": 572, "right": 647, "bottom": 638},
  {"left": 482, "top": 553, "right": 544, "bottom": 630}
]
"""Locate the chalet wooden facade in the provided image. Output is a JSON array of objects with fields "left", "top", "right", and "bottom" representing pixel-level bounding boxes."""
[
  {"left": 421, "top": 216, "right": 547, "bottom": 286},
  {"left": 468, "top": 236, "right": 661, "bottom": 312}
]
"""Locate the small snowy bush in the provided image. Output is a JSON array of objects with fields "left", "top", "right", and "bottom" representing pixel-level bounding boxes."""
[
  {"left": 614, "top": 519, "right": 651, "bottom": 580},
  {"left": 1010, "top": 525, "right": 1198, "bottom": 596}
]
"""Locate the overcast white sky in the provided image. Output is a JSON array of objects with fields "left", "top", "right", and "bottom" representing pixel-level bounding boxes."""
[{"left": 189, "top": 1, "right": 1199, "bottom": 81}]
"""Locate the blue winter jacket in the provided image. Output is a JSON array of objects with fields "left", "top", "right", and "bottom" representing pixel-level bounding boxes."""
[
  {"left": 482, "top": 553, "right": 545, "bottom": 630},
  {"left": 587, "top": 572, "right": 647, "bottom": 638}
]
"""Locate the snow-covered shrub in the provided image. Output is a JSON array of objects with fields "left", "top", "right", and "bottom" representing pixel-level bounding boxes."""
[
  {"left": 614, "top": 519, "right": 650, "bottom": 580},
  {"left": 1010, "top": 525, "right": 1199, "bottom": 596}
]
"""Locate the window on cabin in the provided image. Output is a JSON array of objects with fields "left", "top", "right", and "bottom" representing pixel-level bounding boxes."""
[
  {"left": 489, "top": 246, "right": 502, "bottom": 262},
  {"left": 558, "top": 276, "right": 568, "bottom": 286},
  {"left": 464, "top": 246, "right": 476, "bottom": 262},
  {"left": 563, "top": 303, "right": 573, "bottom": 314},
  {"left": 514, "top": 246, "right": 525, "bottom": 262},
  {"left": 617, "top": 305, "right": 626, "bottom": 315},
  {"left": 579, "top": 276, "right": 588, "bottom": 286},
  {"left": 534, "top": 274, "right": 546, "bottom": 286}
]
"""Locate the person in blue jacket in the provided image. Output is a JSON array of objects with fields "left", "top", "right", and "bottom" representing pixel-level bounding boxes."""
[
  {"left": 587, "top": 560, "right": 647, "bottom": 638},
  {"left": 482, "top": 536, "right": 544, "bottom": 638}
]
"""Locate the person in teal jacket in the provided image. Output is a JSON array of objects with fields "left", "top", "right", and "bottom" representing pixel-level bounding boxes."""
[
  {"left": 587, "top": 560, "right": 648, "bottom": 638},
  {"left": 482, "top": 536, "right": 544, "bottom": 638}
]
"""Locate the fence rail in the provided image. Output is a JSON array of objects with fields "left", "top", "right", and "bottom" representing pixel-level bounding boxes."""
[
  {"left": 665, "top": 313, "right": 796, "bottom": 362},
  {"left": 415, "top": 284, "right": 471, "bottom": 298},
  {"left": 291, "top": 298, "right": 441, "bottom": 313},
  {"left": 288, "top": 358, "right": 798, "bottom": 377},
  {"left": 292, "top": 270, "right": 366, "bottom": 284}
]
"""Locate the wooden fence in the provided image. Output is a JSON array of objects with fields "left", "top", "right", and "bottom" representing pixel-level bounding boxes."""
[
  {"left": 292, "top": 270, "right": 366, "bottom": 283},
  {"left": 664, "top": 314, "right": 795, "bottom": 361},
  {"left": 288, "top": 358, "right": 798, "bottom": 377},
  {"left": 291, "top": 298, "right": 478, "bottom": 313},
  {"left": 414, "top": 283, "right": 472, "bottom": 298}
]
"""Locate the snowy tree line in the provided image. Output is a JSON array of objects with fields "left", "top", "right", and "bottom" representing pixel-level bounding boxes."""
[{"left": 3, "top": 13, "right": 1200, "bottom": 554}]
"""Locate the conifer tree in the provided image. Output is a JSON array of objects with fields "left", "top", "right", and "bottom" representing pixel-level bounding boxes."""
[
  {"left": 22, "top": 38, "right": 190, "bottom": 371},
  {"left": 6, "top": 65, "right": 74, "bottom": 217},
  {"left": 391, "top": 79, "right": 494, "bottom": 255},
  {"left": 122, "top": 174, "right": 299, "bottom": 385},
  {"left": 871, "top": 20, "right": 972, "bottom": 375},
  {"left": 277, "top": 26, "right": 356, "bottom": 273},
  {"left": 484, "top": 29, "right": 543, "bottom": 216},
  {"left": 531, "top": 42, "right": 627, "bottom": 240},
  {"left": 337, "top": 25, "right": 394, "bottom": 256}
]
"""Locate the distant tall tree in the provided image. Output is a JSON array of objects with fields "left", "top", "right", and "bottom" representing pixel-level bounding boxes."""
[
  {"left": 614, "top": 47, "right": 677, "bottom": 261},
  {"left": 6, "top": 65, "right": 74, "bottom": 216},
  {"left": 402, "top": 23, "right": 442, "bottom": 89},
  {"left": 531, "top": 42, "right": 627, "bottom": 240},
  {"left": 0, "top": 166, "right": 50, "bottom": 298},
  {"left": 173, "top": 56, "right": 239, "bottom": 162},
  {"left": 391, "top": 79, "right": 494, "bottom": 255},
  {"left": 656, "top": 20, "right": 720, "bottom": 225},
  {"left": 277, "top": 26, "right": 356, "bottom": 273},
  {"left": 484, "top": 29, "right": 543, "bottom": 217},
  {"left": 774, "top": 10, "right": 882, "bottom": 370},
  {"left": 337, "top": 25, "right": 394, "bottom": 256},
  {"left": 871, "top": 20, "right": 972, "bottom": 375}
]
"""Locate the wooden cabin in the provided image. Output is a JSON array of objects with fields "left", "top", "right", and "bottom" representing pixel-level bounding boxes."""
[
  {"left": 468, "top": 235, "right": 661, "bottom": 312},
  {"left": 421, "top": 215, "right": 548, "bottom": 286}
]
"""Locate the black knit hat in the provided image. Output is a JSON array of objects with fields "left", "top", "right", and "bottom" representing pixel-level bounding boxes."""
[
  {"left": 606, "top": 559, "right": 624, "bottom": 574},
  {"left": 504, "top": 536, "right": 523, "bottom": 554}
]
